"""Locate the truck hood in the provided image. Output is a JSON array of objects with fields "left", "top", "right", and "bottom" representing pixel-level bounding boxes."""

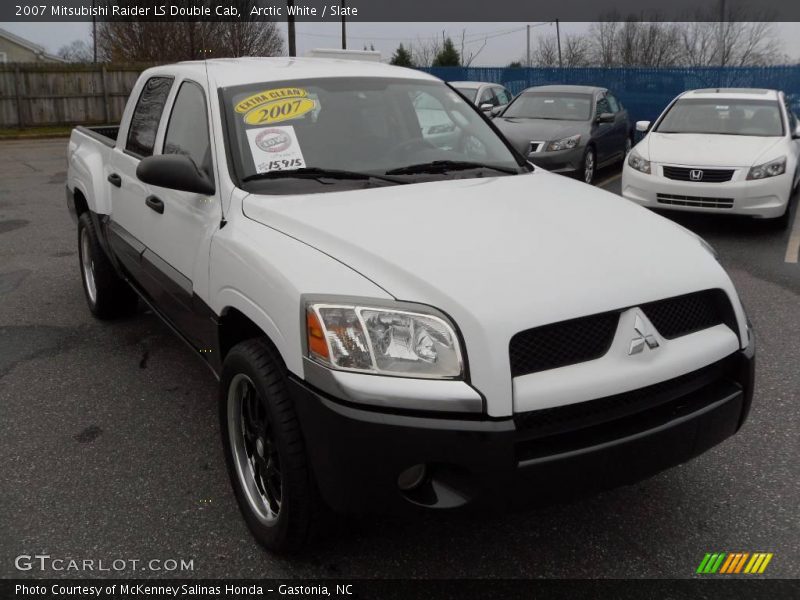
[
  {"left": 643, "top": 132, "right": 784, "bottom": 167},
  {"left": 243, "top": 171, "right": 740, "bottom": 415}
]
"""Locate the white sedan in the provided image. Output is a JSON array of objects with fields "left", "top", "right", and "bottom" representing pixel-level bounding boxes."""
[{"left": 622, "top": 88, "right": 800, "bottom": 227}]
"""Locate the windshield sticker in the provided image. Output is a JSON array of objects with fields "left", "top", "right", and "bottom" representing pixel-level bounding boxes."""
[
  {"left": 235, "top": 87, "right": 317, "bottom": 126},
  {"left": 246, "top": 126, "right": 306, "bottom": 174},
  {"left": 235, "top": 88, "right": 308, "bottom": 113}
]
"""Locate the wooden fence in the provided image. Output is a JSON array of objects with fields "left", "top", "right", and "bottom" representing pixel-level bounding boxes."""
[{"left": 0, "top": 63, "right": 154, "bottom": 128}]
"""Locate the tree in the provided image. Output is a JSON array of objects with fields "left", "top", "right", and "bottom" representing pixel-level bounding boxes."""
[
  {"left": 586, "top": 9, "right": 783, "bottom": 68},
  {"left": 96, "top": 1, "right": 283, "bottom": 62},
  {"left": 432, "top": 37, "right": 460, "bottom": 67},
  {"left": 507, "top": 61, "right": 523, "bottom": 68},
  {"left": 57, "top": 40, "right": 93, "bottom": 62},
  {"left": 390, "top": 44, "right": 414, "bottom": 67},
  {"left": 532, "top": 35, "right": 558, "bottom": 67},
  {"left": 562, "top": 34, "right": 592, "bottom": 67},
  {"left": 412, "top": 37, "right": 441, "bottom": 68}
]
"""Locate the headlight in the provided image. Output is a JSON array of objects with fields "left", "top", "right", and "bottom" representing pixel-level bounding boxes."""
[
  {"left": 627, "top": 150, "right": 651, "bottom": 174},
  {"left": 545, "top": 134, "right": 581, "bottom": 152},
  {"left": 747, "top": 156, "right": 786, "bottom": 180},
  {"left": 306, "top": 302, "right": 463, "bottom": 379}
]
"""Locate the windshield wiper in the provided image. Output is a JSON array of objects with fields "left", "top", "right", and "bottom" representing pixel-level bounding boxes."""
[
  {"left": 385, "top": 160, "right": 520, "bottom": 176},
  {"left": 242, "top": 167, "right": 406, "bottom": 184}
]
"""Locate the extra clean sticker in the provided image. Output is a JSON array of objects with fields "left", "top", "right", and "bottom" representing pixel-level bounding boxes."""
[
  {"left": 246, "top": 126, "right": 306, "bottom": 174},
  {"left": 236, "top": 87, "right": 316, "bottom": 126}
]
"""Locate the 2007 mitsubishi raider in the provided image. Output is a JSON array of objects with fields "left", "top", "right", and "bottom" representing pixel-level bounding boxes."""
[{"left": 67, "top": 58, "right": 755, "bottom": 552}]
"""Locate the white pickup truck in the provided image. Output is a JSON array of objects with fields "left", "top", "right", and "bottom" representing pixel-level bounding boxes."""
[{"left": 67, "top": 57, "right": 755, "bottom": 552}]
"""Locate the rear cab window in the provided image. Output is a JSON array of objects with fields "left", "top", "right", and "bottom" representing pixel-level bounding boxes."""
[{"left": 125, "top": 76, "right": 173, "bottom": 158}]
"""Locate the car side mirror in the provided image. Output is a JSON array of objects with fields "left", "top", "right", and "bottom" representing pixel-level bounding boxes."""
[
  {"left": 596, "top": 112, "right": 615, "bottom": 124},
  {"left": 636, "top": 120, "right": 651, "bottom": 133},
  {"left": 489, "top": 106, "right": 503, "bottom": 118},
  {"left": 792, "top": 123, "right": 800, "bottom": 139},
  {"left": 136, "top": 154, "right": 215, "bottom": 195},
  {"left": 480, "top": 103, "right": 494, "bottom": 112}
]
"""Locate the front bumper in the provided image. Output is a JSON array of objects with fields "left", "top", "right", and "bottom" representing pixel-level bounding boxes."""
[
  {"left": 527, "top": 146, "right": 584, "bottom": 174},
  {"left": 622, "top": 164, "right": 792, "bottom": 219},
  {"left": 291, "top": 345, "right": 754, "bottom": 515}
]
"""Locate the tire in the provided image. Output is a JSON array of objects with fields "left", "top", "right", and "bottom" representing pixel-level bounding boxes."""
[
  {"left": 580, "top": 146, "right": 596, "bottom": 185},
  {"left": 220, "top": 338, "right": 320, "bottom": 553},
  {"left": 77, "top": 212, "right": 138, "bottom": 319}
]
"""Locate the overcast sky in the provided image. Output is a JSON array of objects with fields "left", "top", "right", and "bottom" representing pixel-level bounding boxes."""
[{"left": 2, "top": 21, "right": 800, "bottom": 65}]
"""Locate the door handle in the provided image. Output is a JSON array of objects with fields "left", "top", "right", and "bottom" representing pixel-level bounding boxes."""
[
  {"left": 145, "top": 195, "right": 164, "bottom": 214},
  {"left": 107, "top": 173, "right": 122, "bottom": 187}
]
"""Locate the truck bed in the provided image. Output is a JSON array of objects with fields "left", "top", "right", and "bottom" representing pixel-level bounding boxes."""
[{"left": 75, "top": 125, "right": 120, "bottom": 147}]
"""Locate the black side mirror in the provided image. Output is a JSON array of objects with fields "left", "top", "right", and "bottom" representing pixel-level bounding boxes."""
[
  {"left": 596, "top": 112, "right": 615, "bottom": 124},
  {"left": 136, "top": 154, "right": 215, "bottom": 195}
]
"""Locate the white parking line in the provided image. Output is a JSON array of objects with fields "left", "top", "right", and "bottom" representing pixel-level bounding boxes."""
[
  {"left": 785, "top": 205, "right": 800, "bottom": 263},
  {"left": 595, "top": 173, "right": 621, "bottom": 189}
]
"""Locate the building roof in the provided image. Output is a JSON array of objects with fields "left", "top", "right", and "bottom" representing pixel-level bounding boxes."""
[{"left": 0, "top": 28, "right": 65, "bottom": 62}]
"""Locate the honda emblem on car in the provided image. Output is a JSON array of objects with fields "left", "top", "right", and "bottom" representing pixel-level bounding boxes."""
[
  {"left": 690, "top": 169, "right": 704, "bottom": 181},
  {"left": 629, "top": 313, "right": 660, "bottom": 355}
]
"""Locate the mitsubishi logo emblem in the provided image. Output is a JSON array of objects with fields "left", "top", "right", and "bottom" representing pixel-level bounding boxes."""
[
  {"left": 689, "top": 169, "right": 704, "bottom": 181},
  {"left": 629, "top": 314, "right": 660, "bottom": 355}
]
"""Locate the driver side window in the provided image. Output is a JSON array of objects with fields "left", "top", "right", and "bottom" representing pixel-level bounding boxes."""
[
  {"left": 162, "top": 81, "right": 212, "bottom": 176},
  {"left": 478, "top": 88, "right": 497, "bottom": 107},
  {"left": 596, "top": 96, "right": 612, "bottom": 117}
]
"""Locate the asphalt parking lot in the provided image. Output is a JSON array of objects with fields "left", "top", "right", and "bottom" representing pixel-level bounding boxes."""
[{"left": 1, "top": 138, "right": 798, "bottom": 579}]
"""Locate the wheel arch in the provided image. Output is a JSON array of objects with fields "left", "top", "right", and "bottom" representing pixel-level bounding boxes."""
[
  {"left": 73, "top": 187, "right": 90, "bottom": 217},
  {"left": 216, "top": 294, "right": 295, "bottom": 375}
]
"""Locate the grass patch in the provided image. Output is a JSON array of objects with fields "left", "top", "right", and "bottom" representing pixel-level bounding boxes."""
[{"left": 0, "top": 126, "right": 73, "bottom": 139}]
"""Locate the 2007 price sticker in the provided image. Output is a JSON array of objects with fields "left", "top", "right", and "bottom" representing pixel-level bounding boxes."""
[{"left": 244, "top": 97, "right": 316, "bottom": 126}]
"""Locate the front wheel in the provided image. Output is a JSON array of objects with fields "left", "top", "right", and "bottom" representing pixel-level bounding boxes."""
[
  {"left": 581, "top": 147, "right": 596, "bottom": 184},
  {"left": 220, "top": 338, "right": 321, "bottom": 553}
]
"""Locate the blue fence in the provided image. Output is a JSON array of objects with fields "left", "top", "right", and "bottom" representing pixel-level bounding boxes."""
[{"left": 422, "top": 66, "right": 800, "bottom": 124}]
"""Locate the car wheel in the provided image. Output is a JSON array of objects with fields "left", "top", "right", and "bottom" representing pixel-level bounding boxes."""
[
  {"left": 220, "top": 338, "right": 321, "bottom": 553},
  {"left": 581, "top": 147, "right": 596, "bottom": 184},
  {"left": 77, "top": 212, "right": 138, "bottom": 319}
]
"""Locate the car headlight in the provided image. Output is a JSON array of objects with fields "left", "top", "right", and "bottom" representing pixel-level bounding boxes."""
[
  {"left": 305, "top": 302, "right": 464, "bottom": 379},
  {"left": 627, "top": 150, "right": 651, "bottom": 174},
  {"left": 747, "top": 156, "right": 786, "bottom": 180},
  {"left": 545, "top": 134, "right": 581, "bottom": 152}
]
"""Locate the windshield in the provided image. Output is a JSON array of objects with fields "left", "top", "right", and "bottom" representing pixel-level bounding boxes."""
[
  {"left": 503, "top": 92, "right": 593, "bottom": 121},
  {"left": 655, "top": 98, "right": 784, "bottom": 136},
  {"left": 453, "top": 87, "right": 478, "bottom": 102},
  {"left": 222, "top": 77, "right": 526, "bottom": 194}
]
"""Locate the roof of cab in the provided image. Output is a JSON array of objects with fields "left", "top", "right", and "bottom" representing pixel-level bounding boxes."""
[
  {"left": 148, "top": 57, "right": 438, "bottom": 88},
  {"left": 681, "top": 88, "right": 780, "bottom": 100}
]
